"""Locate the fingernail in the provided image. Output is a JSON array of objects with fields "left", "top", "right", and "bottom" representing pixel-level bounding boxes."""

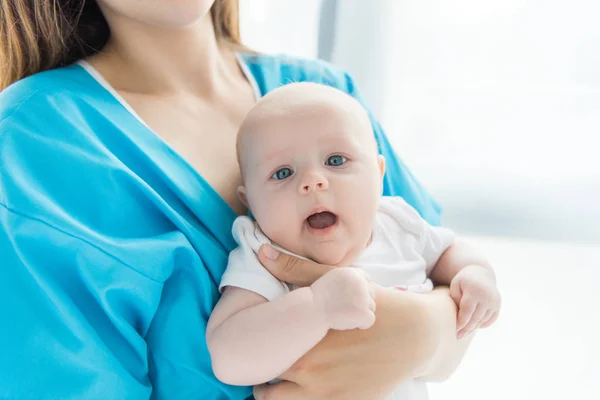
[{"left": 263, "top": 244, "right": 280, "bottom": 260}]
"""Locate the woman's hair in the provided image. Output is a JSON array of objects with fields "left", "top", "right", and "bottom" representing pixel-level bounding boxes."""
[{"left": 0, "top": 0, "right": 244, "bottom": 90}]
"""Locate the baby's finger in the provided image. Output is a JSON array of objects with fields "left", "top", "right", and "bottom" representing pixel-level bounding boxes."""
[
  {"left": 456, "top": 296, "right": 476, "bottom": 331},
  {"left": 481, "top": 311, "right": 500, "bottom": 328},
  {"left": 367, "top": 297, "right": 376, "bottom": 313},
  {"left": 479, "top": 309, "right": 494, "bottom": 328},
  {"left": 367, "top": 282, "right": 376, "bottom": 300},
  {"left": 355, "top": 269, "right": 374, "bottom": 286},
  {"left": 357, "top": 310, "right": 376, "bottom": 330},
  {"left": 449, "top": 279, "right": 462, "bottom": 305},
  {"left": 458, "top": 304, "right": 486, "bottom": 339}
]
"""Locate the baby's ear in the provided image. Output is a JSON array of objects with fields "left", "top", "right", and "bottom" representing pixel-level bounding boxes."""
[
  {"left": 237, "top": 185, "right": 249, "bottom": 208},
  {"left": 377, "top": 155, "right": 386, "bottom": 194},
  {"left": 377, "top": 155, "right": 386, "bottom": 180}
]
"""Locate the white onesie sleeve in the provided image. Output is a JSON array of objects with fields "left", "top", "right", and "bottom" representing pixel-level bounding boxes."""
[
  {"left": 378, "top": 196, "right": 455, "bottom": 274},
  {"left": 219, "top": 216, "right": 291, "bottom": 301},
  {"left": 421, "top": 221, "right": 456, "bottom": 274}
]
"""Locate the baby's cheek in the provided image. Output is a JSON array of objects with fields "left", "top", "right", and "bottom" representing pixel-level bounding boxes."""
[
  {"left": 250, "top": 189, "right": 284, "bottom": 221},
  {"left": 345, "top": 200, "right": 378, "bottom": 247},
  {"left": 257, "top": 200, "right": 299, "bottom": 244}
]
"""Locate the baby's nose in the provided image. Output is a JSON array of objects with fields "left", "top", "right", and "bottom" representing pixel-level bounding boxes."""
[{"left": 298, "top": 171, "right": 329, "bottom": 195}]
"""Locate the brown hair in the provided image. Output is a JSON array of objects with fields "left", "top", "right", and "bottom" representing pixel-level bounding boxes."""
[{"left": 0, "top": 0, "right": 244, "bottom": 90}]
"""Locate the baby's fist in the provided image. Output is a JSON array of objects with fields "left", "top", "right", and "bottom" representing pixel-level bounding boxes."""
[
  {"left": 311, "top": 268, "right": 376, "bottom": 331},
  {"left": 450, "top": 265, "right": 501, "bottom": 339}
]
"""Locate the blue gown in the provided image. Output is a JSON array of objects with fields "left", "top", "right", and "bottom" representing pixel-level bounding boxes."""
[{"left": 0, "top": 53, "right": 441, "bottom": 399}]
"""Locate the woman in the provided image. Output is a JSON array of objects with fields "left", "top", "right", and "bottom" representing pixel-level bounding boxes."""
[{"left": 0, "top": 1, "right": 470, "bottom": 399}]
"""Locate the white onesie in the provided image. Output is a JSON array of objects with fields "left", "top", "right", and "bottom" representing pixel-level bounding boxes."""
[{"left": 219, "top": 196, "right": 455, "bottom": 400}]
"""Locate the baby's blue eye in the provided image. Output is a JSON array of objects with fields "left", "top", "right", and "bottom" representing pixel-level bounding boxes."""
[
  {"left": 272, "top": 167, "right": 294, "bottom": 180},
  {"left": 326, "top": 155, "right": 347, "bottom": 167}
]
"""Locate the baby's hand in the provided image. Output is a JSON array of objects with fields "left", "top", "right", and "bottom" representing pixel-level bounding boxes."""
[
  {"left": 450, "top": 265, "right": 501, "bottom": 339},
  {"left": 310, "top": 268, "right": 376, "bottom": 331}
]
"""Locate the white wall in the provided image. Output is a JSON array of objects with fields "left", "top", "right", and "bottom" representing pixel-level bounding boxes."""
[
  {"left": 239, "top": 0, "right": 393, "bottom": 120},
  {"left": 239, "top": 0, "right": 322, "bottom": 59},
  {"left": 327, "top": 0, "right": 397, "bottom": 120},
  {"left": 381, "top": 0, "right": 600, "bottom": 243}
]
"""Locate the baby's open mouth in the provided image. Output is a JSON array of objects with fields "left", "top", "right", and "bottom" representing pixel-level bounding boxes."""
[{"left": 306, "top": 211, "right": 338, "bottom": 230}]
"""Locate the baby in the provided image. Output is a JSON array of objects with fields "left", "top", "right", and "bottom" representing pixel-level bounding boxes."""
[{"left": 206, "top": 82, "right": 501, "bottom": 399}]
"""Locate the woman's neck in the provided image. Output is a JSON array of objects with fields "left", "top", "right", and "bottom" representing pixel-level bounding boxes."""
[{"left": 88, "top": 11, "right": 238, "bottom": 97}]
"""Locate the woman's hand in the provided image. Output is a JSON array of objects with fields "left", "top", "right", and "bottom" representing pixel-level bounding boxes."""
[
  {"left": 258, "top": 244, "right": 333, "bottom": 287},
  {"left": 255, "top": 244, "right": 455, "bottom": 400}
]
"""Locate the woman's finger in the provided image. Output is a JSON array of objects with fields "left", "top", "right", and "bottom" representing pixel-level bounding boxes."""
[
  {"left": 254, "top": 381, "right": 307, "bottom": 400},
  {"left": 258, "top": 244, "right": 333, "bottom": 287}
]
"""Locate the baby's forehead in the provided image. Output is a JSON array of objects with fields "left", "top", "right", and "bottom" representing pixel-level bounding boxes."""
[
  {"left": 241, "top": 83, "right": 371, "bottom": 137},
  {"left": 256, "top": 82, "right": 364, "bottom": 115},
  {"left": 237, "top": 83, "right": 375, "bottom": 170}
]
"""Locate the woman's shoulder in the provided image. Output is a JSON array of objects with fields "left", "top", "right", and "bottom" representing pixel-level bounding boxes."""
[
  {"left": 0, "top": 64, "right": 93, "bottom": 118},
  {"left": 0, "top": 65, "right": 118, "bottom": 167},
  {"left": 238, "top": 52, "right": 355, "bottom": 95},
  {"left": 0, "top": 64, "right": 113, "bottom": 149},
  {"left": 0, "top": 65, "right": 133, "bottom": 216}
]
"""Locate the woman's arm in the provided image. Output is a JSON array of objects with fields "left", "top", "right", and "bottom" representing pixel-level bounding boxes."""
[
  {"left": 254, "top": 245, "right": 471, "bottom": 400},
  {"left": 414, "top": 287, "right": 474, "bottom": 382}
]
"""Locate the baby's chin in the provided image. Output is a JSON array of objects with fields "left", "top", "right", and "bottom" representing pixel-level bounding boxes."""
[{"left": 306, "top": 242, "right": 358, "bottom": 268}]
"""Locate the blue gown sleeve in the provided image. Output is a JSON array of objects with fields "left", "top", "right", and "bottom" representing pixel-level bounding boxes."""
[
  {"left": 0, "top": 205, "right": 161, "bottom": 399},
  {"left": 0, "top": 87, "right": 166, "bottom": 399}
]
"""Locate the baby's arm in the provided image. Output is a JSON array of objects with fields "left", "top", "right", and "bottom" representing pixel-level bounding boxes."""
[
  {"left": 429, "top": 241, "right": 494, "bottom": 286},
  {"left": 206, "top": 286, "right": 328, "bottom": 386},
  {"left": 207, "top": 268, "right": 376, "bottom": 386},
  {"left": 429, "top": 241, "right": 501, "bottom": 338}
]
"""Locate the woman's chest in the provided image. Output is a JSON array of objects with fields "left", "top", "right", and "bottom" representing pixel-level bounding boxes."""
[{"left": 125, "top": 94, "right": 251, "bottom": 215}]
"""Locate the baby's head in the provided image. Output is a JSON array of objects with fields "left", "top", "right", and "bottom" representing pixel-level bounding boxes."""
[{"left": 237, "top": 82, "right": 385, "bottom": 267}]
